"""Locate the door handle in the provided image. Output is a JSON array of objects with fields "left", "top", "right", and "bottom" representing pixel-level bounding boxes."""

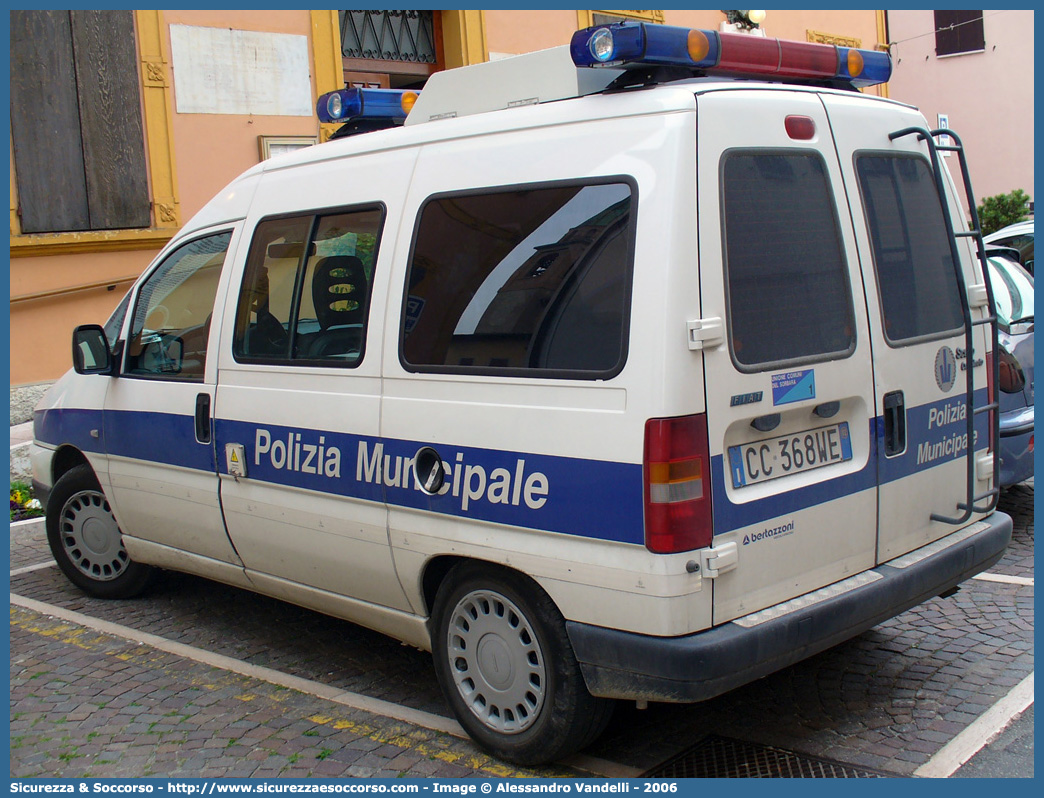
[
  {"left": 882, "top": 390, "right": 905, "bottom": 457},
  {"left": 195, "top": 393, "right": 212, "bottom": 444}
]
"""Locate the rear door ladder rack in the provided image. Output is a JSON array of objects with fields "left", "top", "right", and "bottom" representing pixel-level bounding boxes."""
[{"left": 888, "top": 126, "right": 1001, "bottom": 524}]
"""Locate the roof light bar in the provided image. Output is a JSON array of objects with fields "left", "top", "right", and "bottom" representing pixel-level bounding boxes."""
[
  {"left": 316, "top": 88, "right": 419, "bottom": 125},
  {"left": 570, "top": 22, "right": 891, "bottom": 89}
]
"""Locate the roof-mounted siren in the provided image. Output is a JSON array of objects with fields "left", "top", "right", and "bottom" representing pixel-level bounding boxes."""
[
  {"left": 570, "top": 21, "right": 891, "bottom": 90},
  {"left": 316, "top": 87, "right": 419, "bottom": 139}
]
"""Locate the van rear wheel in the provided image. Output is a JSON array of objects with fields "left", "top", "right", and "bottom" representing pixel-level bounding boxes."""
[
  {"left": 46, "top": 464, "right": 154, "bottom": 599},
  {"left": 431, "top": 562, "right": 613, "bottom": 765}
]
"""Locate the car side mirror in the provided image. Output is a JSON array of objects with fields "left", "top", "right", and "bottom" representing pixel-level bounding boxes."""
[{"left": 72, "top": 324, "right": 117, "bottom": 375}]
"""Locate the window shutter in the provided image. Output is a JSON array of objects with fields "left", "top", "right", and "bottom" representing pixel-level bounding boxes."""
[
  {"left": 10, "top": 10, "right": 91, "bottom": 233},
  {"left": 10, "top": 10, "right": 149, "bottom": 234},
  {"left": 934, "top": 11, "right": 985, "bottom": 57},
  {"left": 71, "top": 11, "right": 150, "bottom": 230}
]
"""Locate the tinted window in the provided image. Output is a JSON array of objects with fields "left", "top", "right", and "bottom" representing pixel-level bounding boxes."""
[
  {"left": 124, "top": 232, "right": 231, "bottom": 381},
  {"left": 856, "top": 154, "right": 965, "bottom": 343},
  {"left": 402, "top": 181, "right": 635, "bottom": 377},
  {"left": 233, "top": 207, "right": 384, "bottom": 366},
  {"left": 722, "top": 151, "right": 856, "bottom": 369}
]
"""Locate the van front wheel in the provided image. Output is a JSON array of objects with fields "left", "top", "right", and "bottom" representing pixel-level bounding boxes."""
[
  {"left": 431, "top": 562, "right": 613, "bottom": 765},
  {"left": 46, "top": 464, "right": 154, "bottom": 599}
]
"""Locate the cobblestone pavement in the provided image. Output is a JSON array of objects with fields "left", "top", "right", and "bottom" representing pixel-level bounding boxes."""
[
  {"left": 10, "top": 485, "right": 1033, "bottom": 778},
  {"left": 10, "top": 607, "right": 573, "bottom": 779}
]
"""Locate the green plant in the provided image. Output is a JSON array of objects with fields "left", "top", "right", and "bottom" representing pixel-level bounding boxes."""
[
  {"left": 976, "top": 189, "right": 1031, "bottom": 236},
  {"left": 10, "top": 481, "right": 44, "bottom": 522}
]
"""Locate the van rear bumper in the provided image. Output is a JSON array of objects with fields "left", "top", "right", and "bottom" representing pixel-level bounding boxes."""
[{"left": 567, "top": 512, "right": 1012, "bottom": 703}]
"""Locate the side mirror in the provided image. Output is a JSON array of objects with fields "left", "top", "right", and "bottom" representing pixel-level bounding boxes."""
[
  {"left": 413, "top": 446, "right": 446, "bottom": 495},
  {"left": 72, "top": 325, "right": 115, "bottom": 375}
]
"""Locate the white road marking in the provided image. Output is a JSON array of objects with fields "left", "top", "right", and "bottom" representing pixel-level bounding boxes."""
[
  {"left": 9, "top": 518, "right": 45, "bottom": 531},
  {"left": 10, "top": 561, "right": 56, "bottom": 576},
  {"left": 913, "top": 672, "right": 1034, "bottom": 778},
  {"left": 972, "top": 572, "right": 1034, "bottom": 586},
  {"left": 9, "top": 591, "right": 636, "bottom": 777}
]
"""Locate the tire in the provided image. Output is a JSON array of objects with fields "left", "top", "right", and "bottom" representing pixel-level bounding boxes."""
[
  {"left": 431, "top": 562, "right": 613, "bottom": 765},
  {"left": 45, "top": 464, "right": 155, "bottom": 599}
]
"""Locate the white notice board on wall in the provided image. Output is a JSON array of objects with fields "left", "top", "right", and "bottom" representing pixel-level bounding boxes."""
[{"left": 170, "top": 25, "right": 313, "bottom": 116}]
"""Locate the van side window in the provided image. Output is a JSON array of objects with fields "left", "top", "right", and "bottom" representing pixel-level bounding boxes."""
[
  {"left": 722, "top": 151, "right": 856, "bottom": 370},
  {"left": 401, "top": 180, "right": 635, "bottom": 377},
  {"left": 233, "top": 206, "right": 384, "bottom": 366},
  {"left": 855, "top": 154, "right": 965, "bottom": 343},
  {"left": 124, "top": 231, "right": 231, "bottom": 381}
]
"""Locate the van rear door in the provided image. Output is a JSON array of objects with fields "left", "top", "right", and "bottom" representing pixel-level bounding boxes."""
[
  {"left": 820, "top": 92, "right": 992, "bottom": 561},
  {"left": 695, "top": 88, "right": 878, "bottom": 624}
]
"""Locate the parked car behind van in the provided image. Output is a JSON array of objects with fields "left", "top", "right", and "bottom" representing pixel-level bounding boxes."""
[
  {"left": 985, "top": 219, "right": 1034, "bottom": 275},
  {"left": 986, "top": 249, "right": 1034, "bottom": 486}
]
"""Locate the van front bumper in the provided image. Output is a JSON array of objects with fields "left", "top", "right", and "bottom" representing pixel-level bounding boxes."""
[{"left": 567, "top": 512, "right": 1012, "bottom": 703}]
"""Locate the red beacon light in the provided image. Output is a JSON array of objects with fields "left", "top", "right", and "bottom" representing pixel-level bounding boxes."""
[{"left": 570, "top": 21, "right": 891, "bottom": 90}]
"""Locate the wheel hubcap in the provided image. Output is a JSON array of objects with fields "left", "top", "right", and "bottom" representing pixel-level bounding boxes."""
[
  {"left": 447, "top": 589, "right": 546, "bottom": 735},
  {"left": 59, "top": 490, "right": 129, "bottom": 581}
]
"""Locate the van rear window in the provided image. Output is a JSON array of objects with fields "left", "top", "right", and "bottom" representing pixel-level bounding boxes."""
[
  {"left": 855, "top": 154, "right": 965, "bottom": 343},
  {"left": 401, "top": 180, "right": 636, "bottom": 378},
  {"left": 722, "top": 151, "right": 856, "bottom": 369}
]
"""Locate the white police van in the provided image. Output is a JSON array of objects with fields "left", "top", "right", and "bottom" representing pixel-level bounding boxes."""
[{"left": 33, "top": 22, "right": 1011, "bottom": 765}]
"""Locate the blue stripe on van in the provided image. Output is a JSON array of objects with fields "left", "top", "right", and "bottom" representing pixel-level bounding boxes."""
[
  {"left": 35, "top": 407, "right": 214, "bottom": 472},
  {"left": 710, "top": 455, "right": 875, "bottom": 532},
  {"left": 877, "top": 390, "right": 990, "bottom": 484},
  {"left": 711, "top": 390, "right": 991, "bottom": 531},
  {"left": 36, "top": 389, "right": 990, "bottom": 546},
  {"left": 34, "top": 407, "right": 105, "bottom": 455},
  {"left": 106, "top": 410, "right": 216, "bottom": 472},
  {"left": 216, "top": 418, "right": 647, "bottom": 545}
]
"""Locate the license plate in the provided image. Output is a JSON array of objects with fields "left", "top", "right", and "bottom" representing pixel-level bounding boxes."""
[{"left": 728, "top": 422, "right": 852, "bottom": 488}]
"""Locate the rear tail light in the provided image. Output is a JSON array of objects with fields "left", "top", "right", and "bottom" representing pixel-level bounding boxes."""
[
  {"left": 998, "top": 348, "right": 1026, "bottom": 394},
  {"left": 644, "top": 414, "right": 714, "bottom": 553}
]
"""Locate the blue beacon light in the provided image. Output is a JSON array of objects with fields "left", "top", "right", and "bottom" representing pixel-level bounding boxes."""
[{"left": 316, "top": 87, "right": 418, "bottom": 125}]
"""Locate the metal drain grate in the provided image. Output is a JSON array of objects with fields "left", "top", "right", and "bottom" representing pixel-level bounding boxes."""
[{"left": 643, "top": 735, "right": 894, "bottom": 778}]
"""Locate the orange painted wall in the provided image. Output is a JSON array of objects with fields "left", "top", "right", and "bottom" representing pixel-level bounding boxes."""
[
  {"left": 162, "top": 10, "right": 322, "bottom": 223},
  {"left": 484, "top": 10, "right": 580, "bottom": 56},
  {"left": 10, "top": 249, "right": 158, "bottom": 385},
  {"left": 886, "top": 10, "right": 1034, "bottom": 213}
]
